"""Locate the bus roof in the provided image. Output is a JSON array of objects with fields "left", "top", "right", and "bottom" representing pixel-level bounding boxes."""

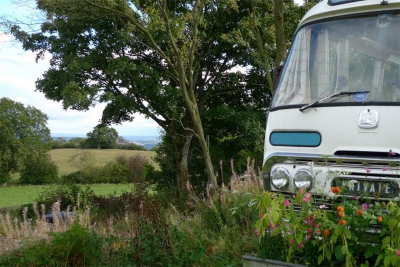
[{"left": 299, "top": 0, "right": 400, "bottom": 30}]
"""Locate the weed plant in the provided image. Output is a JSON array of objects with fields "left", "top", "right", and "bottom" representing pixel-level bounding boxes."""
[{"left": 0, "top": 159, "right": 262, "bottom": 266}]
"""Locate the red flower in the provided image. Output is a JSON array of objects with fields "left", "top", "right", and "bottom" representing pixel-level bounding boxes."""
[
  {"left": 377, "top": 216, "right": 383, "bottom": 223},
  {"left": 357, "top": 209, "right": 363, "bottom": 216},
  {"left": 323, "top": 229, "right": 330, "bottom": 236},
  {"left": 339, "top": 219, "right": 346, "bottom": 225},
  {"left": 337, "top": 206, "right": 344, "bottom": 212}
]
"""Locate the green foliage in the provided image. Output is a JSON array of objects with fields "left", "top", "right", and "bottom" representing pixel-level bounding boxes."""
[
  {"left": 36, "top": 184, "right": 94, "bottom": 213},
  {"left": 256, "top": 190, "right": 400, "bottom": 266},
  {"left": 258, "top": 232, "right": 286, "bottom": 262},
  {"left": 0, "top": 97, "right": 52, "bottom": 176},
  {"left": 19, "top": 152, "right": 59, "bottom": 185},
  {"left": 0, "top": 221, "right": 103, "bottom": 266},
  {"left": 85, "top": 125, "right": 118, "bottom": 149},
  {"left": 0, "top": 171, "right": 11, "bottom": 185}
]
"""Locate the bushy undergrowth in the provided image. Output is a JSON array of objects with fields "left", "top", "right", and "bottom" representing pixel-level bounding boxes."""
[
  {"left": 0, "top": 164, "right": 262, "bottom": 266},
  {"left": 19, "top": 153, "right": 59, "bottom": 185},
  {"left": 61, "top": 154, "right": 150, "bottom": 184}
]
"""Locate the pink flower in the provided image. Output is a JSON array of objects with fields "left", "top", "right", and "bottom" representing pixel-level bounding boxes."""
[
  {"left": 284, "top": 199, "right": 290, "bottom": 207},
  {"left": 259, "top": 214, "right": 264, "bottom": 219},
  {"left": 306, "top": 234, "right": 311, "bottom": 240},
  {"left": 319, "top": 204, "right": 326, "bottom": 209},
  {"left": 307, "top": 228, "right": 312, "bottom": 233},
  {"left": 303, "top": 197, "right": 310, "bottom": 203},
  {"left": 315, "top": 224, "right": 320, "bottom": 228},
  {"left": 305, "top": 192, "right": 312, "bottom": 198},
  {"left": 315, "top": 229, "right": 321, "bottom": 235},
  {"left": 389, "top": 150, "right": 396, "bottom": 156},
  {"left": 299, "top": 189, "right": 304, "bottom": 194},
  {"left": 254, "top": 229, "right": 260, "bottom": 236},
  {"left": 298, "top": 242, "right": 304, "bottom": 248},
  {"left": 353, "top": 196, "right": 360, "bottom": 200},
  {"left": 290, "top": 239, "right": 294, "bottom": 244},
  {"left": 397, "top": 250, "right": 400, "bottom": 256},
  {"left": 362, "top": 203, "right": 368, "bottom": 210},
  {"left": 383, "top": 166, "right": 388, "bottom": 171},
  {"left": 365, "top": 168, "right": 371, "bottom": 173}
]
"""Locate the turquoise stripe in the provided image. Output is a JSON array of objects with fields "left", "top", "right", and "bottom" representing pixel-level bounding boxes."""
[{"left": 270, "top": 132, "right": 321, "bottom": 147}]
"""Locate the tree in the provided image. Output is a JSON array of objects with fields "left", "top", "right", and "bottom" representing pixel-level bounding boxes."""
[
  {"left": 85, "top": 125, "right": 118, "bottom": 149},
  {"left": 4, "top": 0, "right": 268, "bottom": 195},
  {"left": 0, "top": 97, "right": 52, "bottom": 183},
  {"left": 20, "top": 152, "right": 59, "bottom": 184}
]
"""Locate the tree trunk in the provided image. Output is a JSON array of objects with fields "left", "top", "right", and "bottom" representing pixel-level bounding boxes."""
[
  {"left": 274, "top": 0, "right": 286, "bottom": 66},
  {"left": 173, "top": 132, "right": 194, "bottom": 195}
]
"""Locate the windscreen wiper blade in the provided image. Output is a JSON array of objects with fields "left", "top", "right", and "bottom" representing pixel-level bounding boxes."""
[{"left": 299, "top": 91, "right": 370, "bottom": 112}]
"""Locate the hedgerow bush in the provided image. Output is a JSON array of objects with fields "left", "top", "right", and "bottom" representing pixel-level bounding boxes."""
[{"left": 19, "top": 153, "right": 59, "bottom": 185}]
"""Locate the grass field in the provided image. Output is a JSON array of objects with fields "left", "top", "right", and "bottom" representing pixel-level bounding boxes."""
[
  {"left": 49, "top": 149, "right": 157, "bottom": 176},
  {"left": 1, "top": 149, "right": 157, "bottom": 209},
  {"left": 0, "top": 184, "right": 136, "bottom": 209}
]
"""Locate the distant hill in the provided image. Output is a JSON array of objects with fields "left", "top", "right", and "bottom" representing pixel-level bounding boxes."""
[{"left": 51, "top": 134, "right": 161, "bottom": 150}]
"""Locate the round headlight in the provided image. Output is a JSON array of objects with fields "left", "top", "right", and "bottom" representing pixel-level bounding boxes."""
[
  {"left": 294, "top": 169, "right": 314, "bottom": 191},
  {"left": 270, "top": 167, "right": 290, "bottom": 189}
]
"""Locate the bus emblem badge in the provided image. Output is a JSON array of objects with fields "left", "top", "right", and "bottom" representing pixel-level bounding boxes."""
[{"left": 359, "top": 109, "right": 379, "bottom": 129}]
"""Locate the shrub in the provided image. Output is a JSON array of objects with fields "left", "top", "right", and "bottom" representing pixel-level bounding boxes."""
[
  {"left": 256, "top": 188, "right": 400, "bottom": 266},
  {"left": 36, "top": 184, "right": 94, "bottom": 213},
  {"left": 0, "top": 172, "right": 11, "bottom": 185},
  {"left": 19, "top": 153, "right": 59, "bottom": 185}
]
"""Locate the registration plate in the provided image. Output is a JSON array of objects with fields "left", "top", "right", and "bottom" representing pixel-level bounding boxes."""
[{"left": 332, "top": 178, "right": 399, "bottom": 198}]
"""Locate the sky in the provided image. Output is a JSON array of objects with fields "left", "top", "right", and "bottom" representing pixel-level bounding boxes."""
[{"left": 0, "top": 0, "right": 304, "bottom": 137}]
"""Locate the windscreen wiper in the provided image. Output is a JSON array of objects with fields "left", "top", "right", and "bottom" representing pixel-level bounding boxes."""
[{"left": 299, "top": 91, "right": 370, "bottom": 112}]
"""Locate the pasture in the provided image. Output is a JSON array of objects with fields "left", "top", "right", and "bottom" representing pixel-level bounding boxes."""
[
  {"left": 0, "top": 184, "right": 136, "bottom": 209},
  {"left": 49, "top": 148, "right": 157, "bottom": 176}
]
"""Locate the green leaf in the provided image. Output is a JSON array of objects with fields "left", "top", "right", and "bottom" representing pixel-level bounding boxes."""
[
  {"left": 374, "top": 254, "right": 383, "bottom": 267},
  {"left": 391, "top": 255, "right": 398, "bottom": 266},
  {"left": 388, "top": 218, "right": 398, "bottom": 232},
  {"left": 326, "top": 249, "right": 332, "bottom": 260},
  {"left": 343, "top": 228, "right": 351, "bottom": 239},
  {"left": 295, "top": 228, "right": 303, "bottom": 244},
  {"left": 335, "top": 225, "right": 343, "bottom": 236},
  {"left": 271, "top": 210, "right": 280, "bottom": 225},
  {"left": 384, "top": 256, "right": 390, "bottom": 267},
  {"left": 318, "top": 255, "right": 323, "bottom": 265},
  {"left": 364, "top": 248, "right": 374, "bottom": 259},
  {"left": 381, "top": 236, "right": 390, "bottom": 250},
  {"left": 335, "top": 245, "right": 344, "bottom": 261}
]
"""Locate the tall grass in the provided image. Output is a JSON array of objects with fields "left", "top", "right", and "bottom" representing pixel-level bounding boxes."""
[{"left": 0, "top": 159, "right": 262, "bottom": 266}]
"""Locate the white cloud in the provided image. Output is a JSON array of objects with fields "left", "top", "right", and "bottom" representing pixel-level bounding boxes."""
[{"left": 0, "top": 32, "right": 159, "bottom": 137}]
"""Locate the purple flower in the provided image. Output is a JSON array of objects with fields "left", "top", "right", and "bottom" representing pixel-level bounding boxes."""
[
  {"left": 365, "top": 168, "right": 371, "bottom": 173},
  {"left": 353, "top": 196, "right": 360, "bottom": 200},
  {"left": 284, "top": 199, "right": 290, "bottom": 207},
  {"left": 362, "top": 203, "right": 368, "bottom": 211},
  {"left": 319, "top": 204, "right": 327, "bottom": 209},
  {"left": 383, "top": 166, "right": 388, "bottom": 171},
  {"left": 389, "top": 150, "right": 396, "bottom": 156}
]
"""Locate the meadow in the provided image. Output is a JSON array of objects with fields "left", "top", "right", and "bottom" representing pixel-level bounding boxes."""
[
  {"left": 1, "top": 149, "right": 157, "bottom": 209},
  {"left": 48, "top": 148, "right": 157, "bottom": 176}
]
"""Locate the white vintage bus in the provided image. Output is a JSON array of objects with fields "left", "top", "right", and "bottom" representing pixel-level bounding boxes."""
[{"left": 263, "top": 0, "right": 400, "bottom": 206}]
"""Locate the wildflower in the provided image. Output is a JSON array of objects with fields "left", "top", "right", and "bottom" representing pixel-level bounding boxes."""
[
  {"left": 389, "top": 150, "right": 396, "bottom": 156},
  {"left": 315, "top": 229, "right": 321, "bottom": 235},
  {"left": 357, "top": 209, "right": 363, "bottom": 216},
  {"left": 284, "top": 199, "right": 290, "bottom": 207},
  {"left": 259, "top": 214, "right": 264, "bottom": 219},
  {"left": 319, "top": 204, "right": 326, "bottom": 209},
  {"left": 339, "top": 219, "right": 346, "bottom": 225},
  {"left": 353, "top": 196, "right": 360, "bottom": 200},
  {"left": 290, "top": 239, "right": 294, "bottom": 244},
  {"left": 307, "top": 228, "right": 312, "bottom": 233},
  {"left": 337, "top": 206, "right": 344, "bottom": 212},
  {"left": 306, "top": 234, "right": 312, "bottom": 240},
  {"left": 315, "top": 224, "right": 320, "bottom": 229},
  {"left": 331, "top": 187, "right": 341, "bottom": 194},
  {"left": 397, "top": 250, "right": 400, "bottom": 257},
  {"left": 299, "top": 189, "right": 304, "bottom": 194},
  {"left": 383, "top": 166, "right": 388, "bottom": 171},
  {"left": 254, "top": 229, "right": 260, "bottom": 236},
  {"left": 362, "top": 203, "right": 368, "bottom": 210},
  {"left": 365, "top": 167, "right": 371, "bottom": 173},
  {"left": 298, "top": 242, "right": 304, "bottom": 248},
  {"left": 377, "top": 216, "right": 383, "bottom": 222},
  {"left": 338, "top": 212, "right": 345, "bottom": 218},
  {"left": 323, "top": 229, "right": 330, "bottom": 236},
  {"left": 302, "top": 197, "right": 310, "bottom": 203}
]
